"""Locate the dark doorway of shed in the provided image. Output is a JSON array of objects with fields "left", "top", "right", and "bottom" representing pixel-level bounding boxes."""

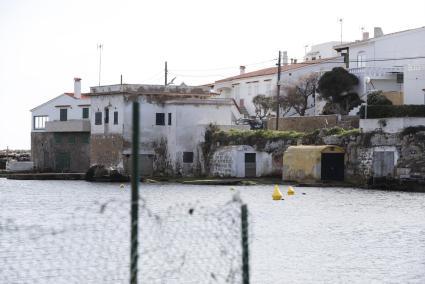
[
  {"left": 245, "top": 153, "right": 256, "bottom": 177},
  {"left": 56, "top": 152, "right": 70, "bottom": 172},
  {"left": 321, "top": 153, "right": 344, "bottom": 181}
]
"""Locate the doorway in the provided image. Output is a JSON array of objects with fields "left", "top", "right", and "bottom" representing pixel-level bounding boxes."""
[
  {"left": 321, "top": 153, "right": 344, "bottom": 181},
  {"left": 244, "top": 153, "right": 256, "bottom": 177}
]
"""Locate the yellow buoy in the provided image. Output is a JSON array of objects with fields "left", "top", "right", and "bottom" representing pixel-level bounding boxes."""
[
  {"left": 272, "top": 185, "right": 283, "bottom": 200},
  {"left": 287, "top": 186, "right": 295, "bottom": 195}
]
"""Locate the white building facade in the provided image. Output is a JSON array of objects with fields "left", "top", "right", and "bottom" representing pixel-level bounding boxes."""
[
  {"left": 88, "top": 84, "right": 242, "bottom": 176},
  {"left": 334, "top": 26, "right": 425, "bottom": 105},
  {"left": 213, "top": 57, "right": 345, "bottom": 117},
  {"left": 30, "top": 78, "right": 91, "bottom": 172}
]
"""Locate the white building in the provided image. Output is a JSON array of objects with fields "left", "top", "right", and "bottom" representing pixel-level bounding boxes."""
[
  {"left": 30, "top": 78, "right": 91, "bottom": 172},
  {"left": 304, "top": 41, "right": 345, "bottom": 61},
  {"left": 213, "top": 57, "right": 345, "bottom": 117},
  {"left": 334, "top": 26, "right": 425, "bottom": 105},
  {"left": 88, "top": 84, "right": 242, "bottom": 176}
]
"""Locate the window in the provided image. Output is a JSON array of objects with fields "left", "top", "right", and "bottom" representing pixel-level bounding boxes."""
[
  {"left": 156, "top": 113, "right": 165, "bottom": 125},
  {"left": 60, "top": 109, "right": 68, "bottom": 121},
  {"left": 95, "top": 112, "right": 102, "bottom": 125},
  {"left": 104, "top": 108, "right": 109, "bottom": 124},
  {"left": 114, "top": 111, "right": 118, "bottom": 125},
  {"left": 357, "top": 52, "right": 366, "bottom": 68},
  {"left": 183, "top": 152, "right": 194, "bottom": 163},
  {"left": 82, "top": 134, "right": 90, "bottom": 144},
  {"left": 33, "top": 115, "right": 49, "bottom": 130},
  {"left": 54, "top": 133, "right": 62, "bottom": 144},
  {"left": 68, "top": 135, "right": 76, "bottom": 144},
  {"left": 82, "top": 108, "right": 89, "bottom": 119},
  {"left": 168, "top": 113, "right": 172, "bottom": 125}
]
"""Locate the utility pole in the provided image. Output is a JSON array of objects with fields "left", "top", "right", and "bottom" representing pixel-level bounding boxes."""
[
  {"left": 164, "top": 61, "right": 168, "bottom": 86},
  {"left": 97, "top": 44, "right": 103, "bottom": 86},
  {"left": 275, "top": 51, "right": 282, "bottom": 131}
]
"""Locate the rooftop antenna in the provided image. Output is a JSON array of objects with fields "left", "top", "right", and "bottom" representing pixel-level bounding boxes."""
[
  {"left": 338, "top": 18, "right": 343, "bottom": 44},
  {"left": 97, "top": 43, "right": 103, "bottom": 86}
]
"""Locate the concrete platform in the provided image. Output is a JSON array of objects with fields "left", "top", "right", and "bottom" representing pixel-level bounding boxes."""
[{"left": 6, "top": 173, "right": 85, "bottom": 180}]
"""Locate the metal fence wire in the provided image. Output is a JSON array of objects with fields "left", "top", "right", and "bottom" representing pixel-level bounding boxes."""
[{"left": 0, "top": 194, "right": 249, "bottom": 283}]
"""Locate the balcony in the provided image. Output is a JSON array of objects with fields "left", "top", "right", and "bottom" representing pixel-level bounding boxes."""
[
  {"left": 45, "top": 120, "right": 90, "bottom": 132},
  {"left": 349, "top": 67, "right": 403, "bottom": 79}
]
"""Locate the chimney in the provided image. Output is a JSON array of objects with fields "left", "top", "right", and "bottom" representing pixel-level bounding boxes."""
[
  {"left": 374, "top": 27, "right": 384, "bottom": 38},
  {"left": 282, "top": 51, "right": 288, "bottom": 66},
  {"left": 239, "top": 66, "right": 246, "bottom": 75},
  {"left": 74, "top": 77, "right": 81, "bottom": 99},
  {"left": 362, "top": 32, "right": 369, "bottom": 40}
]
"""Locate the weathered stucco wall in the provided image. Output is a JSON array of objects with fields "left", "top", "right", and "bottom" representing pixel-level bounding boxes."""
[
  {"left": 90, "top": 134, "right": 124, "bottom": 169},
  {"left": 31, "top": 132, "right": 90, "bottom": 172}
]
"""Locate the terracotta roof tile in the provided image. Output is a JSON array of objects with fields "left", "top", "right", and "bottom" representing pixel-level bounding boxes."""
[{"left": 215, "top": 58, "right": 336, "bottom": 83}]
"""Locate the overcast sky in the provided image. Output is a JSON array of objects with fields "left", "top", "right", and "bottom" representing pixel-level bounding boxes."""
[{"left": 1, "top": 0, "right": 425, "bottom": 149}]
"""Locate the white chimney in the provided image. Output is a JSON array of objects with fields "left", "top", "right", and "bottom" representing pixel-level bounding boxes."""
[
  {"left": 240, "top": 66, "right": 246, "bottom": 75},
  {"left": 362, "top": 32, "right": 369, "bottom": 40},
  {"left": 74, "top": 77, "right": 81, "bottom": 99},
  {"left": 374, "top": 27, "right": 384, "bottom": 38},
  {"left": 282, "top": 51, "right": 288, "bottom": 66}
]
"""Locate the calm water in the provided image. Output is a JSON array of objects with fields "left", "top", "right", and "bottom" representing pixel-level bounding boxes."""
[{"left": 1, "top": 178, "right": 425, "bottom": 283}]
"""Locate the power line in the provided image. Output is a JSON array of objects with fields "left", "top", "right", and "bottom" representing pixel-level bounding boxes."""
[{"left": 170, "top": 59, "right": 277, "bottom": 72}]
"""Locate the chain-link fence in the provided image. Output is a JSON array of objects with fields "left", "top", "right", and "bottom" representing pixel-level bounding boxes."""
[{"left": 0, "top": 194, "right": 249, "bottom": 283}]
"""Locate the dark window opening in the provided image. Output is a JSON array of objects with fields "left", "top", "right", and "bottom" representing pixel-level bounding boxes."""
[
  {"left": 156, "top": 113, "right": 165, "bottom": 125},
  {"left": 82, "top": 108, "right": 89, "bottom": 119},
  {"left": 68, "top": 135, "right": 76, "bottom": 144},
  {"left": 82, "top": 134, "right": 90, "bottom": 144},
  {"left": 104, "top": 108, "right": 109, "bottom": 124},
  {"left": 183, "top": 152, "right": 194, "bottom": 163},
  {"left": 54, "top": 133, "right": 62, "bottom": 144},
  {"left": 168, "top": 113, "right": 172, "bottom": 125},
  {"left": 114, "top": 111, "right": 118, "bottom": 125},
  {"left": 95, "top": 112, "right": 102, "bottom": 125},
  {"left": 60, "top": 109, "right": 68, "bottom": 121}
]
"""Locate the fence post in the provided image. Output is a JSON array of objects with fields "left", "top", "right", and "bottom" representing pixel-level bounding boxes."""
[
  {"left": 241, "top": 204, "right": 250, "bottom": 284},
  {"left": 130, "top": 102, "right": 140, "bottom": 284}
]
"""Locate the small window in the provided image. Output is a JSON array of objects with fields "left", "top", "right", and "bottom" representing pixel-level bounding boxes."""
[
  {"left": 95, "top": 112, "right": 102, "bottom": 125},
  {"left": 114, "top": 111, "right": 118, "bottom": 125},
  {"left": 68, "top": 135, "right": 76, "bottom": 144},
  {"left": 33, "top": 115, "right": 49, "bottom": 130},
  {"left": 156, "top": 113, "right": 165, "bottom": 125},
  {"left": 54, "top": 133, "right": 62, "bottom": 144},
  {"left": 183, "top": 152, "right": 194, "bottom": 163},
  {"left": 168, "top": 113, "right": 172, "bottom": 125},
  {"left": 104, "top": 108, "right": 109, "bottom": 124},
  {"left": 82, "top": 134, "right": 90, "bottom": 144},
  {"left": 60, "top": 109, "right": 68, "bottom": 121},
  {"left": 82, "top": 108, "right": 89, "bottom": 119}
]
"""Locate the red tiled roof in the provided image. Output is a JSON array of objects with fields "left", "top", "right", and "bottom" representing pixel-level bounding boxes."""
[
  {"left": 215, "top": 58, "right": 336, "bottom": 83},
  {"left": 64, "top": 92, "right": 90, "bottom": 100}
]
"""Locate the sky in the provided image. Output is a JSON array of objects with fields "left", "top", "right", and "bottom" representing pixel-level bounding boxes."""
[{"left": 1, "top": 0, "right": 425, "bottom": 149}]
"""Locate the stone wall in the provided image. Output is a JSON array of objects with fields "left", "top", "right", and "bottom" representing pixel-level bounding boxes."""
[
  {"left": 90, "top": 134, "right": 124, "bottom": 170},
  {"left": 267, "top": 115, "right": 359, "bottom": 132},
  {"left": 31, "top": 132, "right": 90, "bottom": 172}
]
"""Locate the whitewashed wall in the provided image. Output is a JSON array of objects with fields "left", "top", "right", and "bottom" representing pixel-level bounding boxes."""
[
  {"left": 360, "top": 117, "right": 425, "bottom": 133},
  {"left": 31, "top": 94, "right": 91, "bottom": 132}
]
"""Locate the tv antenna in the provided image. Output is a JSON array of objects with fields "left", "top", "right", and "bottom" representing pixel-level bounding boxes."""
[{"left": 97, "top": 44, "right": 103, "bottom": 86}]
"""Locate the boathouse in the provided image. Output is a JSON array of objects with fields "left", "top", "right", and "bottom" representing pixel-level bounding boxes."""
[{"left": 282, "top": 145, "right": 345, "bottom": 183}]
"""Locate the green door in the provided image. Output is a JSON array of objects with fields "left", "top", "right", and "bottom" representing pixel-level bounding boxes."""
[{"left": 56, "top": 152, "right": 71, "bottom": 172}]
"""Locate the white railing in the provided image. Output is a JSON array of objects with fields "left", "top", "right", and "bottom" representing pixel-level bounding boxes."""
[{"left": 349, "top": 67, "right": 403, "bottom": 78}]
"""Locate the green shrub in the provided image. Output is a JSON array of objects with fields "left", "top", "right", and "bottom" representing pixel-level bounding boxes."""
[
  {"left": 359, "top": 105, "right": 425, "bottom": 118},
  {"left": 367, "top": 91, "right": 393, "bottom": 106}
]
